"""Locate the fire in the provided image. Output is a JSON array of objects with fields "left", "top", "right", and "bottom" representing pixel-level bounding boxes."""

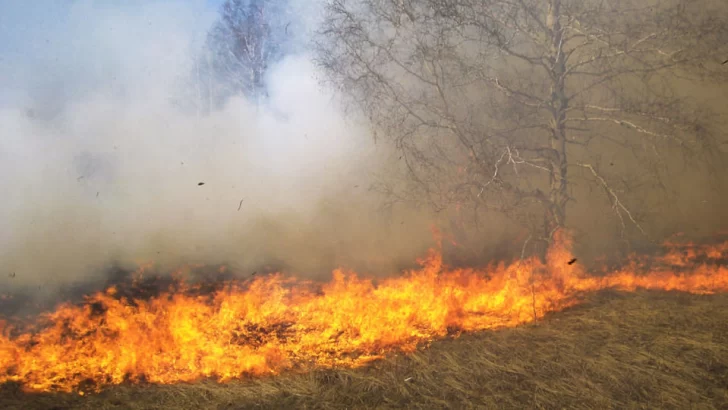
[{"left": 1, "top": 231, "right": 727, "bottom": 393}]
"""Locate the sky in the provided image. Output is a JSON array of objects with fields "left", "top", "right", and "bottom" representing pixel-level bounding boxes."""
[{"left": 0, "top": 1, "right": 218, "bottom": 109}]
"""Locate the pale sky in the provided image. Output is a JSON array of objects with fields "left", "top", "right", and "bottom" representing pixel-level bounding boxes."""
[{"left": 0, "top": 1, "right": 221, "bottom": 108}]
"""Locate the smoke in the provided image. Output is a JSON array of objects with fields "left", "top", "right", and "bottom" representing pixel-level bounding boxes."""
[
  {"left": 0, "top": 0, "right": 434, "bottom": 291},
  {"left": 4, "top": 1, "right": 725, "bottom": 296}
]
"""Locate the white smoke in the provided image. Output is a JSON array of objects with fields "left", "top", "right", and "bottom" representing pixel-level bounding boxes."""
[{"left": 0, "top": 0, "right": 432, "bottom": 290}]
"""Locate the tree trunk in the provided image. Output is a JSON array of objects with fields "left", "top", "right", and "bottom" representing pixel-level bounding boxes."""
[{"left": 545, "top": 0, "right": 569, "bottom": 241}]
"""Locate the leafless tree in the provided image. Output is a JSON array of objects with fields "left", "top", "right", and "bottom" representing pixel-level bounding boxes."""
[
  {"left": 316, "top": 0, "right": 728, "bottom": 254},
  {"left": 184, "top": 0, "right": 296, "bottom": 111}
]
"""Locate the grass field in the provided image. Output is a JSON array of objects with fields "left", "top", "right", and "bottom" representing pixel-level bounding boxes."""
[{"left": 1, "top": 289, "right": 727, "bottom": 409}]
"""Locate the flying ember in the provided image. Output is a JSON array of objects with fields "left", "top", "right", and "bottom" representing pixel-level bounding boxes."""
[{"left": 1, "top": 231, "right": 727, "bottom": 393}]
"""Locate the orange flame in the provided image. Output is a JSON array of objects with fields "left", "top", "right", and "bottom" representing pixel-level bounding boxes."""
[{"left": 1, "top": 230, "right": 727, "bottom": 393}]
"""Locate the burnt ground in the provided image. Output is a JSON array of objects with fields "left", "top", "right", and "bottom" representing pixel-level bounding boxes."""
[
  {"left": 1, "top": 290, "right": 727, "bottom": 409},
  {"left": 0, "top": 264, "right": 251, "bottom": 320}
]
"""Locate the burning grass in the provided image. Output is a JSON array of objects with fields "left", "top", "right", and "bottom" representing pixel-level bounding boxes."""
[
  {"left": 1, "top": 290, "right": 727, "bottom": 409},
  {"left": 1, "top": 230, "right": 728, "bottom": 407}
]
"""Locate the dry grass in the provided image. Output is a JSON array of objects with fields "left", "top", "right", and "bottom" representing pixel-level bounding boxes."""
[{"left": 2, "top": 290, "right": 728, "bottom": 409}]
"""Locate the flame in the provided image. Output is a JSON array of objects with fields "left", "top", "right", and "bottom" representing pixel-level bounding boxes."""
[{"left": 1, "top": 230, "right": 727, "bottom": 393}]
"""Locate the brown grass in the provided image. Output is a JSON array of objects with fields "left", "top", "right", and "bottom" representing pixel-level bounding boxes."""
[{"left": 2, "top": 290, "right": 728, "bottom": 409}]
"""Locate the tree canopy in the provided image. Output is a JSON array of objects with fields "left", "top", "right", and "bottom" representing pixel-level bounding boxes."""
[{"left": 316, "top": 0, "right": 728, "bottom": 253}]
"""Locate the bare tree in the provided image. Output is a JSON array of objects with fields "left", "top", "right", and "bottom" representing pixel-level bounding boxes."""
[
  {"left": 316, "top": 0, "right": 728, "bottom": 254},
  {"left": 173, "top": 46, "right": 216, "bottom": 116},
  {"left": 202, "top": 0, "right": 294, "bottom": 109}
]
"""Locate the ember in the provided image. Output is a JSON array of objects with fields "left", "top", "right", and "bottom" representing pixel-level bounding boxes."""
[{"left": 1, "top": 231, "right": 727, "bottom": 393}]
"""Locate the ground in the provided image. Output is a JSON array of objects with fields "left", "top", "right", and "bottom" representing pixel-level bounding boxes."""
[{"left": 1, "top": 290, "right": 727, "bottom": 409}]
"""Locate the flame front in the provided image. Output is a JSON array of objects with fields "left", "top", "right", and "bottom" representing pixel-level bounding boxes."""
[{"left": 1, "top": 231, "right": 728, "bottom": 392}]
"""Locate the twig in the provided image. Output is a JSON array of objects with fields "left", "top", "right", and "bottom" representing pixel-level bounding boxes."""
[
  {"left": 517, "top": 234, "right": 538, "bottom": 322},
  {"left": 577, "top": 163, "right": 647, "bottom": 237},
  {"left": 531, "top": 281, "right": 538, "bottom": 322},
  {"left": 519, "top": 234, "right": 532, "bottom": 263}
]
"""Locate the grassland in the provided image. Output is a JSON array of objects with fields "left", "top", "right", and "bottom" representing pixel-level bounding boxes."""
[{"left": 1, "top": 290, "right": 727, "bottom": 409}]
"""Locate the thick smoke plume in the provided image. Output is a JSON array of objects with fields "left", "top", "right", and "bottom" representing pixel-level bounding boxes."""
[{"left": 0, "top": 1, "right": 432, "bottom": 291}]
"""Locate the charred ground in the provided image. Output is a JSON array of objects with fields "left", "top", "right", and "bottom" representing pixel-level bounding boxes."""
[{"left": 0, "top": 262, "right": 272, "bottom": 321}]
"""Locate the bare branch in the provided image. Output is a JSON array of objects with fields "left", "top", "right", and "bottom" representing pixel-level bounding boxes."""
[{"left": 576, "top": 163, "right": 647, "bottom": 237}]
